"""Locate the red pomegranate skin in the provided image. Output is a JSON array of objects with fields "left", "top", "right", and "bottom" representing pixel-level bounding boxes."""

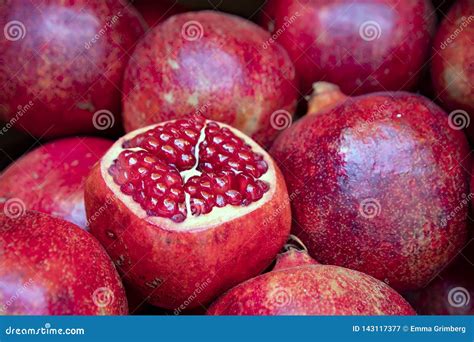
[
  {"left": 0, "top": 137, "right": 112, "bottom": 229},
  {"left": 0, "top": 211, "right": 127, "bottom": 315},
  {"left": 0, "top": 0, "right": 145, "bottom": 138},
  {"left": 431, "top": 0, "right": 473, "bottom": 134},
  {"left": 123, "top": 11, "right": 298, "bottom": 147},
  {"left": 260, "top": 0, "right": 435, "bottom": 95},
  {"left": 208, "top": 250, "right": 415, "bottom": 315},
  {"left": 270, "top": 89, "right": 471, "bottom": 292}
]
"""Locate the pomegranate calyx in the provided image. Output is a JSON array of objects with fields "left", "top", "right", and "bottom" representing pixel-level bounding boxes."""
[{"left": 306, "top": 82, "right": 348, "bottom": 116}]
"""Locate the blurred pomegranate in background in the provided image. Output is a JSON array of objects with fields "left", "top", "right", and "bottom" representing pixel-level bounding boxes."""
[
  {"left": 270, "top": 82, "right": 471, "bottom": 292},
  {"left": 0, "top": 0, "right": 145, "bottom": 138},
  {"left": 260, "top": 0, "right": 436, "bottom": 95},
  {"left": 0, "top": 137, "right": 112, "bottom": 229},
  {"left": 123, "top": 11, "right": 298, "bottom": 147},
  {"left": 431, "top": 0, "right": 473, "bottom": 139}
]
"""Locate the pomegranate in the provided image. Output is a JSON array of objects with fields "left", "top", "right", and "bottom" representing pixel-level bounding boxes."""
[
  {"left": 431, "top": 0, "right": 473, "bottom": 139},
  {"left": 84, "top": 115, "right": 291, "bottom": 310},
  {"left": 131, "top": 0, "right": 183, "bottom": 27},
  {"left": 270, "top": 82, "right": 471, "bottom": 292},
  {"left": 122, "top": 11, "right": 298, "bottom": 147},
  {"left": 208, "top": 248, "right": 415, "bottom": 315},
  {"left": 260, "top": 0, "right": 435, "bottom": 95},
  {"left": 0, "top": 137, "right": 112, "bottom": 229},
  {"left": 0, "top": 0, "right": 145, "bottom": 138},
  {"left": 0, "top": 211, "right": 127, "bottom": 315}
]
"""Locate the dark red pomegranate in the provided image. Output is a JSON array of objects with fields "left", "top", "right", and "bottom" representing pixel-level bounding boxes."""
[
  {"left": 122, "top": 11, "right": 298, "bottom": 147},
  {"left": 260, "top": 0, "right": 435, "bottom": 95},
  {"left": 0, "top": 137, "right": 112, "bottom": 229},
  {"left": 208, "top": 249, "right": 415, "bottom": 315},
  {"left": 131, "top": 0, "right": 183, "bottom": 27},
  {"left": 0, "top": 211, "right": 127, "bottom": 315},
  {"left": 85, "top": 115, "right": 291, "bottom": 310},
  {"left": 270, "top": 82, "right": 471, "bottom": 292},
  {"left": 431, "top": 0, "right": 473, "bottom": 138},
  {"left": 0, "top": 0, "right": 145, "bottom": 138}
]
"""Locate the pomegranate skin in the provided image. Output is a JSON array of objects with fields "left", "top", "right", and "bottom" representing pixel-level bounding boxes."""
[
  {"left": 123, "top": 11, "right": 298, "bottom": 147},
  {"left": 0, "top": 137, "right": 112, "bottom": 229},
  {"left": 260, "top": 0, "right": 435, "bottom": 95},
  {"left": 431, "top": 0, "right": 473, "bottom": 135},
  {"left": 0, "top": 211, "right": 127, "bottom": 315},
  {"left": 270, "top": 90, "right": 470, "bottom": 292},
  {"left": 208, "top": 253, "right": 415, "bottom": 315},
  {"left": 0, "top": 0, "right": 145, "bottom": 138}
]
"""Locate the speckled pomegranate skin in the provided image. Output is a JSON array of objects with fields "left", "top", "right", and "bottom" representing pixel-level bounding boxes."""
[
  {"left": 260, "top": 0, "right": 435, "bottom": 95},
  {"left": 270, "top": 91, "right": 470, "bottom": 292},
  {"left": 0, "top": 211, "right": 127, "bottom": 315},
  {"left": 208, "top": 251, "right": 415, "bottom": 315},
  {"left": 0, "top": 137, "right": 112, "bottom": 229},
  {"left": 122, "top": 11, "right": 298, "bottom": 147},
  {"left": 0, "top": 0, "right": 145, "bottom": 138},
  {"left": 431, "top": 0, "right": 473, "bottom": 136}
]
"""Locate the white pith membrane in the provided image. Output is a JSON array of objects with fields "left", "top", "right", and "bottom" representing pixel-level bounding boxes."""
[{"left": 100, "top": 119, "right": 276, "bottom": 231}]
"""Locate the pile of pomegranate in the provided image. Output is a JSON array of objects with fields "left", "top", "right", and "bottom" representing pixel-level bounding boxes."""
[{"left": 0, "top": 0, "right": 473, "bottom": 317}]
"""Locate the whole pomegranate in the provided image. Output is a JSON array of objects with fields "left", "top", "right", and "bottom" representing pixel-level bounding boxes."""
[
  {"left": 0, "top": 0, "right": 145, "bottom": 138},
  {"left": 85, "top": 115, "right": 291, "bottom": 310},
  {"left": 270, "top": 82, "right": 471, "bottom": 292},
  {"left": 122, "top": 11, "right": 298, "bottom": 147},
  {"left": 431, "top": 0, "right": 473, "bottom": 138},
  {"left": 208, "top": 248, "right": 415, "bottom": 315},
  {"left": 0, "top": 211, "right": 127, "bottom": 315},
  {"left": 260, "top": 0, "right": 435, "bottom": 95},
  {"left": 0, "top": 137, "right": 112, "bottom": 229}
]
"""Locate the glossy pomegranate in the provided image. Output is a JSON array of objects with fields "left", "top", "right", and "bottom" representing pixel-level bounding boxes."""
[
  {"left": 260, "top": 0, "right": 435, "bottom": 95},
  {"left": 270, "top": 82, "right": 470, "bottom": 292},
  {"left": 123, "top": 11, "right": 298, "bottom": 147},
  {"left": 0, "top": 137, "right": 112, "bottom": 229},
  {"left": 208, "top": 249, "right": 415, "bottom": 315},
  {"left": 431, "top": 0, "right": 473, "bottom": 138},
  {"left": 0, "top": 0, "right": 145, "bottom": 138},
  {"left": 85, "top": 115, "right": 291, "bottom": 310},
  {"left": 0, "top": 211, "right": 127, "bottom": 315}
]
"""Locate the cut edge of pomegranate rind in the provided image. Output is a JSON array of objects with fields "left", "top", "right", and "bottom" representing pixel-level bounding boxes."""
[{"left": 100, "top": 120, "right": 277, "bottom": 232}]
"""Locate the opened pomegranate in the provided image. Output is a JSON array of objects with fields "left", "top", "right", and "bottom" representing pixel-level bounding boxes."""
[
  {"left": 85, "top": 115, "right": 291, "bottom": 310},
  {"left": 0, "top": 137, "right": 112, "bottom": 229},
  {"left": 208, "top": 248, "right": 415, "bottom": 315},
  {"left": 0, "top": 211, "right": 127, "bottom": 315},
  {"left": 122, "top": 11, "right": 298, "bottom": 147},
  {"left": 270, "top": 82, "right": 471, "bottom": 292},
  {"left": 431, "top": 0, "right": 473, "bottom": 139},
  {"left": 260, "top": 0, "right": 435, "bottom": 95},
  {"left": 0, "top": 0, "right": 145, "bottom": 138}
]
